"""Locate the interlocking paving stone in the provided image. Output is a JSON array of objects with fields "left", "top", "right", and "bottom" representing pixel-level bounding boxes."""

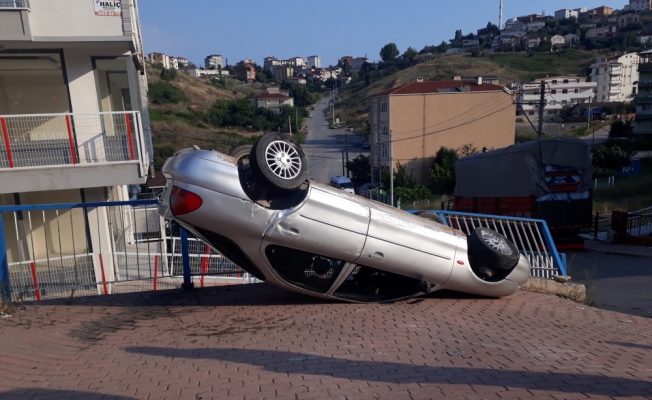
[{"left": 0, "top": 284, "right": 651, "bottom": 399}]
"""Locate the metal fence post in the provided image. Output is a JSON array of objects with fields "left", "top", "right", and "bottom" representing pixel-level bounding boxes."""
[
  {"left": 180, "top": 227, "right": 194, "bottom": 291},
  {"left": 594, "top": 212, "right": 600, "bottom": 240},
  {"left": 0, "top": 215, "right": 11, "bottom": 303}
]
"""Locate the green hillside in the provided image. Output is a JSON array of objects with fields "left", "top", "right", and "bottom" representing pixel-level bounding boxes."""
[{"left": 336, "top": 50, "right": 602, "bottom": 129}]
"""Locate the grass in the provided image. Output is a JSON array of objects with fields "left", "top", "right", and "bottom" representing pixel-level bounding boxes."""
[
  {"left": 567, "top": 121, "right": 611, "bottom": 138},
  {"left": 515, "top": 130, "right": 553, "bottom": 143},
  {"left": 593, "top": 158, "right": 652, "bottom": 214}
]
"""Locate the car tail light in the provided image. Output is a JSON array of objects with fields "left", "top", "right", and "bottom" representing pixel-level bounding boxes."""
[{"left": 170, "top": 186, "right": 202, "bottom": 216}]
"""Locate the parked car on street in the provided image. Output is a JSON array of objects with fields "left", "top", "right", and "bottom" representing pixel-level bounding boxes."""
[
  {"left": 158, "top": 133, "right": 530, "bottom": 302},
  {"left": 362, "top": 142, "right": 371, "bottom": 150}
]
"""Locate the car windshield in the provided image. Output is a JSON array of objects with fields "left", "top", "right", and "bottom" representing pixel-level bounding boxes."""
[
  {"left": 339, "top": 182, "right": 353, "bottom": 189},
  {"left": 265, "top": 245, "right": 346, "bottom": 293},
  {"left": 334, "top": 264, "right": 422, "bottom": 302}
]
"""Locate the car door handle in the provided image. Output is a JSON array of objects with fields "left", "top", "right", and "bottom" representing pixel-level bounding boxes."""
[
  {"left": 369, "top": 252, "right": 385, "bottom": 261},
  {"left": 279, "top": 227, "right": 301, "bottom": 239}
]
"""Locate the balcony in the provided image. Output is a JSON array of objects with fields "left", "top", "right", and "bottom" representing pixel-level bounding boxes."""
[
  {"left": 0, "top": 111, "right": 148, "bottom": 193},
  {"left": 0, "top": 1, "right": 29, "bottom": 9},
  {"left": 639, "top": 63, "right": 652, "bottom": 73},
  {"left": 635, "top": 113, "right": 652, "bottom": 121}
]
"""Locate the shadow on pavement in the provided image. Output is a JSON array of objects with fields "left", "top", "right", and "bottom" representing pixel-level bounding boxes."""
[
  {"left": 606, "top": 341, "right": 652, "bottom": 350},
  {"left": 124, "top": 347, "right": 652, "bottom": 397},
  {"left": 0, "top": 389, "right": 137, "bottom": 399}
]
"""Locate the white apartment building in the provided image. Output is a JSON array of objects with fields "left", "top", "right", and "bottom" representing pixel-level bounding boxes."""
[
  {"left": 168, "top": 56, "right": 179, "bottom": 70},
  {"left": 287, "top": 57, "right": 306, "bottom": 67},
  {"left": 146, "top": 52, "right": 170, "bottom": 69},
  {"left": 554, "top": 9, "right": 579, "bottom": 20},
  {"left": 182, "top": 68, "right": 229, "bottom": 78},
  {"left": 513, "top": 76, "right": 597, "bottom": 120},
  {"left": 0, "top": 0, "right": 153, "bottom": 286},
  {"left": 590, "top": 53, "right": 639, "bottom": 103},
  {"left": 204, "top": 54, "right": 224, "bottom": 70},
  {"left": 307, "top": 55, "right": 321, "bottom": 68},
  {"left": 625, "top": 0, "right": 652, "bottom": 11}
]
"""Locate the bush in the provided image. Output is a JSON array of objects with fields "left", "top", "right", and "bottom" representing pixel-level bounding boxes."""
[
  {"left": 148, "top": 83, "right": 188, "bottom": 105},
  {"left": 430, "top": 147, "right": 458, "bottom": 194},
  {"left": 592, "top": 145, "right": 633, "bottom": 171},
  {"left": 160, "top": 68, "right": 177, "bottom": 82},
  {"left": 593, "top": 167, "right": 616, "bottom": 178},
  {"left": 609, "top": 119, "right": 634, "bottom": 137}
]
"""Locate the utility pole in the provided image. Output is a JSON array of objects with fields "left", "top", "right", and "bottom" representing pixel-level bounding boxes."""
[
  {"left": 295, "top": 106, "right": 298, "bottom": 133},
  {"left": 344, "top": 135, "right": 350, "bottom": 177},
  {"left": 537, "top": 80, "right": 546, "bottom": 139},
  {"left": 586, "top": 96, "right": 592, "bottom": 132},
  {"left": 288, "top": 115, "right": 292, "bottom": 135},
  {"left": 342, "top": 151, "right": 345, "bottom": 176},
  {"left": 389, "top": 130, "right": 394, "bottom": 207}
]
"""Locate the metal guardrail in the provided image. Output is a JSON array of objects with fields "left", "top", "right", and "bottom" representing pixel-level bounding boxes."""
[
  {"left": 0, "top": 200, "right": 249, "bottom": 302},
  {"left": 0, "top": 112, "right": 146, "bottom": 173},
  {"left": 410, "top": 210, "right": 567, "bottom": 279},
  {"left": 0, "top": 0, "right": 29, "bottom": 8}
]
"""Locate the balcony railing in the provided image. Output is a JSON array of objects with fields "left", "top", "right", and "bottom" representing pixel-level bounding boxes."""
[
  {"left": 0, "top": 112, "right": 145, "bottom": 174},
  {"left": 0, "top": 0, "right": 29, "bottom": 9}
]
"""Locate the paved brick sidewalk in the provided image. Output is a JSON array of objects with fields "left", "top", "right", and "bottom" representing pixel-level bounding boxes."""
[{"left": 0, "top": 284, "right": 651, "bottom": 400}]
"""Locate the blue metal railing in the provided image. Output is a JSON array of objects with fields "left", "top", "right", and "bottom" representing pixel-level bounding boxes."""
[{"left": 408, "top": 209, "right": 567, "bottom": 277}]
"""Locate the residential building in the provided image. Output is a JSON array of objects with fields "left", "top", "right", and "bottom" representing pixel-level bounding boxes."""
[
  {"left": 146, "top": 52, "right": 170, "bottom": 69},
  {"left": 264, "top": 57, "right": 283, "bottom": 70},
  {"left": 168, "top": 57, "right": 179, "bottom": 70},
  {"left": 266, "top": 85, "right": 289, "bottom": 96},
  {"left": 513, "top": 76, "right": 597, "bottom": 120},
  {"left": 252, "top": 92, "right": 294, "bottom": 114},
  {"left": 618, "top": 13, "right": 640, "bottom": 28},
  {"left": 504, "top": 20, "right": 525, "bottom": 32},
  {"left": 235, "top": 60, "right": 256, "bottom": 82},
  {"left": 452, "top": 75, "right": 500, "bottom": 85},
  {"left": 351, "top": 57, "right": 370, "bottom": 73},
  {"left": 367, "top": 80, "right": 515, "bottom": 185},
  {"left": 476, "top": 27, "right": 494, "bottom": 40},
  {"left": 522, "top": 35, "right": 542, "bottom": 49},
  {"left": 579, "top": 6, "right": 613, "bottom": 22},
  {"left": 340, "top": 56, "right": 353, "bottom": 65},
  {"left": 287, "top": 57, "right": 306, "bottom": 67},
  {"left": 204, "top": 54, "right": 224, "bottom": 70},
  {"left": 625, "top": 0, "right": 652, "bottom": 11},
  {"left": 285, "top": 77, "right": 307, "bottom": 85},
  {"left": 462, "top": 39, "right": 480, "bottom": 48},
  {"left": 639, "top": 24, "right": 652, "bottom": 43},
  {"left": 551, "top": 35, "right": 566, "bottom": 48},
  {"left": 0, "top": 0, "right": 153, "bottom": 277},
  {"left": 565, "top": 34, "right": 580, "bottom": 45},
  {"left": 517, "top": 14, "right": 544, "bottom": 23},
  {"left": 182, "top": 68, "right": 228, "bottom": 78},
  {"left": 575, "top": 7, "right": 589, "bottom": 13},
  {"left": 585, "top": 25, "right": 619, "bottom": 39},
  {"left": 635, "top": 49, "right": 652, "bottom": 134},
  {"left": 526, "top": 21, "right": 546, "bottom": 31},
  {"left": 175, "top": 57, "right": 189, "bottom": 67},
  {"left": 590, "top": 53, "right": 640, "bottom": 102},
  {"left": 555, "top": 9, "right": 579, "bottom": 20},
  {"left": 307, "top": 56, "right": 321, "bottom": 68},
  {"left": 273, "top": 66, "right": 294, "bottom": 82}
]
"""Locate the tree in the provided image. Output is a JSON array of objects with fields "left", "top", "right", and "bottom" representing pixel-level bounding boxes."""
[
  {"left": 609, "top": 119, "right": 634, "bottom": 137},
  {"left": 324, "top": 77, "right": 337, "bottom": 90},
  {"left": 379, "top": 43, "right": 400, "bottom": 63},
  {"left": 289, "top": 84, "right": 317, "bottom": 106},
  {"left": 159, "top": 67, "right": 177, "bottom": 82},
  {"left": 345, "top": 154, "right": 371, "bottom": 184},
  {"left": 430, "top": 147, "right": 458, "bottom": 194},
  {"left": 381, "top": 162, "right": 416, "bottom": 190},
  {"left": 402, "top": 46, "right": 418, "bottom": 62},
  {"left": 436, "top": 41, "right": 450, "bottom": 53},
  {"left": 148, "top": 83, "right": 188, "bottom": 105},
  {"left": 592, "top": 145, "right": 632, "bottom": 172}
]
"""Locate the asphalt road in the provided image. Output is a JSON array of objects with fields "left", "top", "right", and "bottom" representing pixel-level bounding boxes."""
[
  {"left": 303, "top": 98, "right": 368, "bottom": 185},
  {"left": 568, "top": 251, "right": 652, "bottom": 318}
]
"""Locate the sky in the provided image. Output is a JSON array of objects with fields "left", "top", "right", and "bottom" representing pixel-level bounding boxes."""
[{"left": 139, "top": 0, "right": 629, "bottom": 68}]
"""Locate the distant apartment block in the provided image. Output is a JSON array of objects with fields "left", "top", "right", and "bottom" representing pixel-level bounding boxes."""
[
  {"left": 625, "top": 0, "right": 652, "bottom": 11},
  {"left": 307, "top": 56, "right": 321, "bottom": 68},
  {"left": 452, "top": 75, "right": 500, "bottom": 85},
  {"left": 264, "top": 56, "right": 283, "bottom": 70},
  {"left": 182, "top": 68, "right": 228, "bottom": 78},
  {"left": 618, "top": 13, "right": 640, "bottom": 28},
  {"left": 635, "top": 49, "right": 652, "bottom": 133},
  {"left": 168, "top": 56, "right": 179, "bottom": 70},
  {"left": 175, "top": 57, "right": 189, "bottom": 67},
  {"left": 462, "top": 39, "right": 480, "bottom": 48},
  {"left": 285, "top": 77, "right": 307, "bottom": 85},
  {"left": 146, "top": 52, "right": 170, "bottom": 69},
  {"left": 550, "top": 35, "right": 566, "bottom": 47},
  {"left": 287, "top": 57, "right": 306, "bottom": 67},
  {"left": 513, "top": 77, "right": 596, "bottom": 120},
  {"left": 590, "top": 53, "right": 639, "bottom": 103},
  {"left": 252, "top": 92, "right": 294, "bottom": 114},
  {"left": 351, "top": 57, "right": 370, "bottom": 73},
  {"left": 204, "top": 54, "right": 224, "bottom": 70},
  {"left": 555, "top": 9, "right": 578, "bottom": 20},
  {"left": 235, "top": 60, "right": 256, "bottom": 82},
  {"left": 273, "top": 66, "right": 294, "bottom": 82},
  {"left": 367, "top": 80, "right": 515, "bottom": 185},
  {"left": 340, "top": 56, "right": 353, "bottom": 65},
  {"left": 579, "top": 6, "right": 613, "bottom": 22}
]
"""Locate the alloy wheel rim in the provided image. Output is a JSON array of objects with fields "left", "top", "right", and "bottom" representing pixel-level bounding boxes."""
[
  {"left": 265, "top": 140, "right": 302, "bottom": 180},
  {"left": 481, "top": 231, "right": 513, "bottom": 255}
]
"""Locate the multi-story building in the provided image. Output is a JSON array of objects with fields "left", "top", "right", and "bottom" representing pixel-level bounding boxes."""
[
  {"left": 590, "top": 53, "right": 639, "bottom": 103},
  {"left": 340, "top": 56, "right": 353, "bottom": 65},
  {"left": 0, "top": 0, "right": 153, "bottom": 274},
  {"left": 204, "top": 54, "right": 224, "bottom": 70},
  {"left": 551, "top": 35, "right": 566, "bottom": 48},
  {"left": 367, "top": 80, "right": 515, "bottom": 185},
  {"left": 635, "top": 49, "right": 652, "bottom": 134},
  {"left": 168, "top": 56, "right": 179, "bottom": 70},
  {"left": 251, "top": 92, "right": 294, "bottom": 114},
  {"left": 307, "top": 56, "right": 321, "bottom": 68},
  {"left": 522, "top": 35, "right": 542, "bottom": 49},
  {"left": 618, "top": 13, "right": 640, "bottom": 28},
  {"left": 272, "top": 66, "right": 294, "bottom": 82},
  {"left": 351, "top": 57, "right": 370, "bottom": 73},
  {"left": 513, "top": 76, "right": 596, "bottom": 120},
  {"left": 287, "top": 57, "right": 306, "bottom": 67},
  {"left": 175, "top": 57, "right": 189, "bottom": 67},
  {"left": 585, "top": 25, "right": 619, "bottom": 39},
  {"left": 235, "top": 60, "right": 256, "bottom": 82},
  {"left": 579, "top": 6, "right": 613, "bottom": 22},
  {"left": 625, "top": 0, "right": 652, "bottom": 11},
  {"left": 146, "top": 52, "right": 170, "bottom": 69},
  {"left": 555, "top": 9, "right": 579, "bottom": 20},
  {"left": 264, "top": 56, "right": 283, "bottom": 70},
  {"left": 452, "top": 75, "right": 500, "bottom": 85}
]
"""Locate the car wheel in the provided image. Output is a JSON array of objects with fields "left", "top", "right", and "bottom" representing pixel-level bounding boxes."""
[
  {"left": 250, "top": 133, "right": 308, "bottom": 190},
  {"left": 415, "top": 211, "right": 445, "bottom": 225},
  {"left": 229, "top": 145, "right": 253, "bottom": 164},
  {"left": 467, "top": 227, "right": 520, "bottom": 271}
]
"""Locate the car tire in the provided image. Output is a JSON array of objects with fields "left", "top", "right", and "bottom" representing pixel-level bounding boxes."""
[
  {"left": 250, "top": 133, "right": 308, "bottom": 190},
  {"left": 229, "top": 145, "right": 253, "bottom": 164},
  {"left": 467, "top": 227, "right": 520, "bottom": 271},
  {"left": 415, "top": 211, "right": 445, "bottom": 225}
]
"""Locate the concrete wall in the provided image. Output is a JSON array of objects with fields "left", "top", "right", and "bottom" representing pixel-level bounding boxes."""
[
  {"left": 28, "top": 0, "right": 126, "bottom": 39},
  {"left": 385, "top": 92, "right": 516, "bottom": 184}
]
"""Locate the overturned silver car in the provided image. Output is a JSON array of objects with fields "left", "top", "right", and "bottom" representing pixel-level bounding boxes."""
[{"left": 158, "top": 133, "right": 530, "bottom": 302}]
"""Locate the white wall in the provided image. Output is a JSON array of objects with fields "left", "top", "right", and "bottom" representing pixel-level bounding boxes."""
[{"left": 29, "top": 0, "right": 126, "bottom": 38}]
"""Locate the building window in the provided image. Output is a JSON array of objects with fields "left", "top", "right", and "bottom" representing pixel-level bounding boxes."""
[
  {"left": 528, "top": 111, "right": 535, "bottom": 115},
  {"left": 563, "top": 79, "right": 569, "bottom": 83},
  {"left": 380, "top": 99, "right": 388, "bottom": 113},
  {"left": 602, "top": 95, "right": 606, "bottom": 100},
  {"left": 549, "top": 100, "right": 556, "bottom": 105},
  {"left": 574, "top": 89, "right": 580, "bottom": 93},
  {"left": 551, "top": 90, "right": 557, "bottom": 94},
  {"left": 633, "top": 87, "right": 638, "bottom": 94},
  {"left": 528, "top": 101, "right": 535, "bottom": 106},
  {"left": 552, "top": 80, "right": 558, "bottom": 84},
  {"left": 562, "top": 89, "right": 568, "bottom": 94},
  {"left": 561, "top": 100, "right": 568, "bottom": 105},
  {"left": 380, "top": 122, "right": 388, "bottom": 136},
  {"left": 381, "top": 143, "right": 388, "bottom": 159},
  {"left": 373, "top": 102, "right": 377, "bottom": 114}
]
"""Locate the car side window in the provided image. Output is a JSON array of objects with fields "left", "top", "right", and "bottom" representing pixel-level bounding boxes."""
[
  {"left": 334, "top": 265, "right": 422, "bottom": 302},
  {"left": 265, "top": 245, "right": 345, "bottom": 293}
]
